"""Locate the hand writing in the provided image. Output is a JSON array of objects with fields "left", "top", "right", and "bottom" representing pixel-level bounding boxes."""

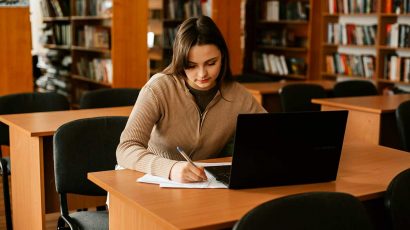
[{"left": 170, "top": 162, "right": 208, "bottom": 183}]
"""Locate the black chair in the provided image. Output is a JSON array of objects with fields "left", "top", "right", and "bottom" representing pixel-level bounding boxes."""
[
  {"left": 396, "top": 100, "right": 410, "bottom": 152},
  {"left": 391, "top": 86, "right": 410, "bottom": 94},
  {"left": 0, "top": 92, "right": 69, "bottom": 230},
  {"left": 385, "top": 168, "right": 410, "bottom": 230},
  {"left": 233, "top": 191, "right": 373, "bottom": 230},
  {"left": 279, "top": 83, "right": 327, "bottom": 112},
  {"left": 79, "top": 88, "right": 140, "bottom": 109},
  {"left": 333, "top": 80, "right": 378, "bottom": 97},
  {"left": 53, "top": 116, "right": 128, "bottom": 230}
]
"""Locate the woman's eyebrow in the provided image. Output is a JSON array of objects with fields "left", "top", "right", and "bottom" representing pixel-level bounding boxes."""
[
  {"left": 188, "top": 57, "right": 219, "bottom": 64},
  {"left": 206, "top": 57, "right": 218, "bottom": 62}
]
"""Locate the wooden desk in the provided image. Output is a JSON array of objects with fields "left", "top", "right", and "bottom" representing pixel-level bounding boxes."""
[
  {"left": 0, "top": 106, "right": 133, "bottom": 230},
  {"left": 89, "top": 143, "right": 410, "bottom": 230},
  {"left": 312, "top": 95, "right": 410, "bottom": 150},
  {"left": 242, "top": 80, "right": 335, "bottom": 112}
]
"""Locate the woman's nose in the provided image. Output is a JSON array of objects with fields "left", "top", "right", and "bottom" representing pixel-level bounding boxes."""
[{"left": 198, "top": 67, "right": 207, "bottom": 78}]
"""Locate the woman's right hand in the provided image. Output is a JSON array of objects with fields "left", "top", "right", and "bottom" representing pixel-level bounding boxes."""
[{"left": 170, "top": 162, "right": 208, "bottom": 183}]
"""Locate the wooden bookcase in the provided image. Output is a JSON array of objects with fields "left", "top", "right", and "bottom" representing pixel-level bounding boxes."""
[
  {"left": 40, "top": 0, "right": 147, "bottom": 105},
  {"left": 321, "top": 0, "right": 410, "bottom": 90},
  {"left": 0, "top": 6, "right": 33, "bottom": 96},
  {"left": 147, "top": 0, "right": 212, "bottom": 77},
  {"left": 243, "top": 0, "right": 322, "bottom": 81}
]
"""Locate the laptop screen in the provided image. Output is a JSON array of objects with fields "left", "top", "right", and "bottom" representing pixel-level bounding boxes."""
[{"left": 228, "top": 110, "right": 348, "bottom": 189}]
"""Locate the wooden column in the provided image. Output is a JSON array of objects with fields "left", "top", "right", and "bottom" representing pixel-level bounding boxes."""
[
  {"left": 212, "top": 0, "right": 242, "bottom": 75},
  {"left": 112, "top": 0, "right": 148, "bottom": 88},
  {"left": 0, "top": 7, "right": 33, "bottom": 95}
]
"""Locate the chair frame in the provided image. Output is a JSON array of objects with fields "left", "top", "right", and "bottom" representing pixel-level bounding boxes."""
[
  {"left": 279, "top": 83, "right": 327, "bottom": 112},
  {"left": 0, "top": 92, "right": 69, "bottom": 230},
  {"left": 333, "top": 80, "right": 378, "bottom": 97},
  {"left": 53, "top": 116, "right": 127, "bottom": 230},
  {"left": 79, "top": 88, "right": 140, "bottom": 109},
  {"left": 233, "top": 191, "right": 373, "bottom": 230},
  {"left": 385, "top": 168, "right": 410, "bottom": 230},
  {"left": 396, "top": 100, "right": 410, "bottom": 151}
]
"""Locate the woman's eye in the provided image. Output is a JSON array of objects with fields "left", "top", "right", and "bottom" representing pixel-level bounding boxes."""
[
  {"left": 186, "top": 65, "right": 195, "bottom": 69},
  {"left": 208, "top": 62, "right": 216, "bottom": 66}
]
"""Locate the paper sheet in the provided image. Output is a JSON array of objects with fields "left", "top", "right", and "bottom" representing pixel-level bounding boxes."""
[{"left": 137, "top": 162, "right": 231, "bottom": 189}]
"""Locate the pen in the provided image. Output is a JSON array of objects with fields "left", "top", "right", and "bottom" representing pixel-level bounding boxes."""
[{"left": 176, "top": 146, "right": 198, "bottom": 169}]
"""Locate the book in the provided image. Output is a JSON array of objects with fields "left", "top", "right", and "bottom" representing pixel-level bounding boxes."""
[
  {"left": 265, "top": 0, "right": 280, "bottom": 21},
  {"left": 326, "top": 55, "right": 335, "bottom": 73},
  {"left": 363, "top": 56, "right": 375, "bottom": 78},
  {"left": 289, "top": 57, "right": 306, "bottom": 75},
  {"left": 268, "top": 54, "right": 278, "bottom": 74},
  {"left": 279, "top": 55, "right": 289, "bottom": 75},
  {"left": 83, "top": 26, "right": 110, "bottom": 49}
]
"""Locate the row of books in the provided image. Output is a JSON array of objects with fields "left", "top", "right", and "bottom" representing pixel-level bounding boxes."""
[
  {"left": 325, "top": 53, "right": 375, "bottom": 78},
  {"left": 148, "top": 28, "right": 177, "bottom": 49},
  {"left": 384, "top": 55, "right": 410, "bottom": 82},
  {"left": 0, "top": 0, "right": 28, "bottom": 6},
  {"left": 149, "top": 9, "right": 162, "bottom": 20},
  {"left": 327, "top": 23, "right": 377, "bottom": 46},
  {"left": 386, "top": 23, "right": 410, "bottom": 48},
  {"left": 76, "top": 57, "right": 113, "bottom": 84},
  {"left": 263, "top": 0, "right": 309, "bottom": 21},
  {"left": 385, "top": 0, "right": 410, "bottom": 13},
  {"left": 41, "top": 23, "right": 71, "bottom": 46},
  {"left": 75, "top": 0, "right": 112, "bottom": 16},
  {"left": 77, "top": 25, "right": 110, "bottom": 49},
  {"left": 36, "top": 50, "right": 71, "bottom": 99},
  {"left": 253, "top": 52, "right": 306, "bottom": 76},
  {"left": 36, "top": 73, "right": 71, "bottom": 97},
  {"left": 163, "top": 27, "right": 178, "bottom": 49},
  {"left": 258, "top": 29, "right": 308, "bottom": 48},
  {"left": 328, "top": 0, "right": 376, "bottom": 14},
  {"left": 40, "top": 0, "right": 70, "bottom": 17},
  {"left": 149, "top": 55, "right": 172, "bottom": 74},
  {"left": 167, "top": 0, "right": 209, "bottom": 20}
]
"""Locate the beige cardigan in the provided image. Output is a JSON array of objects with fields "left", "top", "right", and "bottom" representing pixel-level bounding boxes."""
[{"left": 116, "top": 73, "right": 266, "bottom": 178}]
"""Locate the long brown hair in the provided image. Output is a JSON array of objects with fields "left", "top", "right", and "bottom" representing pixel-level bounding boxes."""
[{"left": 163, "top": 15, "right": 233, "bottom": 85}]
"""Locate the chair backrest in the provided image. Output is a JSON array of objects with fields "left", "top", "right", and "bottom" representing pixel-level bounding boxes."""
[
  {"left": 53, "top": 116, "right": 128, "bottom": 196},
  {"left": 396, "top": 100, "right": 410, "bottom": 151},
  {"left": 79, "top": 88, "right": 140, "bottom": 109},
  {"left": 333, "top": 80, "right": 378, "bottom": 97},
  {"left": 279, "top": 83, "right": 327, "bottom": 112},
  {"left": 385, "top": 168, "right": 410, "bottom": 230},
  {"left": 0, "top": 92, "right": 69, "bottom": 147},
  {"left": 233, "top": 192, "right": 373, "bottom": 230}
]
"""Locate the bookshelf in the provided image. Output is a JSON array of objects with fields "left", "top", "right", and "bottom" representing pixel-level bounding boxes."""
[
  {"left": 321, "top": 0, "right": 410, "bottom": 90},
  {"left": 243, "top": 0, "right": 322, "bottom": 81},
  {"left": 147, "top": 0, "right": 211, "bottom": 77},
  {"left": 39, "top": 0, "right": 148, "bottom": 105},
  {"left": 0, "top": 6, "right": 33, "bottom": 96}
]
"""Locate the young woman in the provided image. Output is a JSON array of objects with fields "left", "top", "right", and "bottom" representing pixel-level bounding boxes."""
[{"left": 116, "top": 15, "right": 266, "bottom": 183}]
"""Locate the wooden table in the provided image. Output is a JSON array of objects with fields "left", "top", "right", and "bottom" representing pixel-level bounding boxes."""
[
  {"left": 242, "top": 80, "right": 335, "bottom": 112},
  {"left": 89, "top": 143, "right": 410, "bottom": 230},
  {"left": 0, "top": 106, "right": 133, "bottom": 230},
  {"left": 312, "top": 94, "right": 410, "bottom": 150}
]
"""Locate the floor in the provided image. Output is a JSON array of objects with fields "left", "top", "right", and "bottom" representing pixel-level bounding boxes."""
[{"left": 0, "top": 176, "right": 60, "bottom": 230}]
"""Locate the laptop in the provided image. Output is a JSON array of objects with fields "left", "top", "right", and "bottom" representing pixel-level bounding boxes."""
[{"left": 205, "top": 110, "right": 348, "bottom": 189}]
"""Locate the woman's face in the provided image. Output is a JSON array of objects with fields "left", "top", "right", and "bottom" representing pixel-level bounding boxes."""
[{"left": 184, "top": 44, "right": 222, "bottom": 91}]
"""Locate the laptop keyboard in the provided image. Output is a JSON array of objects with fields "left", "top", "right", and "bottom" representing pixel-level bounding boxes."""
[{"left": 205, "top": 166, "right": 231, "bottom": 186}]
